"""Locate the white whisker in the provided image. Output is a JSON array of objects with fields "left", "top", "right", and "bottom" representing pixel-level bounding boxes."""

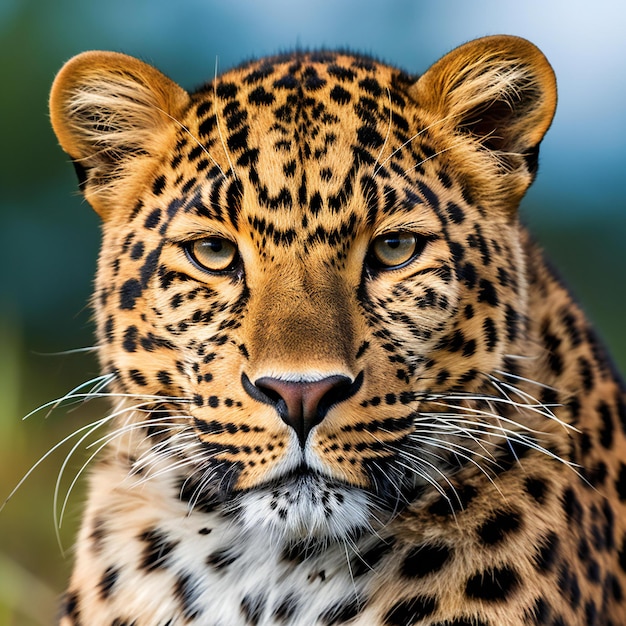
[
  {"left": 402, "top": 139, "right": 471, "bottom": 176},
  {"left": 54, "top": 399, "right": 169, "bottom": 531},
  {"left": 494, "top": 367, "right": 556, "bottom": 390},
  {"left": 341, "top": 538, "right": 359, "bottom": 608},
  {"left": 24, "top": 373, "right": 114, "bottom": 420},
  {"left": 31, "top": 346, "right": 100, "bottom": 356},
  {"left": 1, "top": 415, "right": 113, "bottom": 514},
  {"left": 373, "top": 111, "right": 461, "bottom": 177},
  {"left": 153, "top": 104, "right": 227, "bottom": 180}
]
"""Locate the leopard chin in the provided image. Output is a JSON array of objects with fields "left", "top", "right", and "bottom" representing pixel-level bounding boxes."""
[{"left": 232, "top": 470, "right": 373, "bottom": 545}]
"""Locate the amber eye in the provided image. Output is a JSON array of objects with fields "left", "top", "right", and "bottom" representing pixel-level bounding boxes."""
[
  {"left": 187, "top": 237, "right": 239, "bottom": 273},
  {"left": 368, "top": 232, "right": 424, "bottom": 269}
]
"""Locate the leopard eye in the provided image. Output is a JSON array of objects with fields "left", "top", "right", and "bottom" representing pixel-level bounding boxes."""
[
  {"left": 368, "top": 232, "right": 424, "bottom": 270},
  {"left": 186, "top": 237, "right": 239, "bottom": 273}
]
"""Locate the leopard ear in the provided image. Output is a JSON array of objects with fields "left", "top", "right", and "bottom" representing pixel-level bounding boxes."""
[
  {"left": 412, "top": 35, "right": 557, "bottom": 211},
  {"left": 50, "top": 51, "right": 190, "bottom": 219}
]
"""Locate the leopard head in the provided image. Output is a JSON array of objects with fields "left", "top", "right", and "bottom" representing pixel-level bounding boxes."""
[{"left": 49, "top": 36, "right": 556, "bottom": 544}]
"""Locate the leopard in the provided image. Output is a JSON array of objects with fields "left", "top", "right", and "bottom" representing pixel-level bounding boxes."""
[{"left": 47, "top": 35, "right": 626, "bottom": 625}]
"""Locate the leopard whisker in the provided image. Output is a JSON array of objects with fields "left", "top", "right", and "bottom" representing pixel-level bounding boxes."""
[
  {"left": 494, "top": 367, "right": 558, "bottom": 391},
  {"left": 130, "top": 430, "right": 201, "bottom": 481},
  {"left": 363, "top": 460, "right": 388, "bottom": 508},
  {"left": 31, "top": 345, "right": 100, "bottom": 356},
  {"left": 132, "top": 451, "right": 200, "bottom": 490},
  {"left": 418, "top": 404, "right": 546, "bottom": 438},
  {"left": 55, "top": 422, "right": 183, "bottom": 534},
  {"left": 416, "top": 415, "right": 539, "bottom": 443},
  {"left": 358, "top": 429, "right": 436, "bottom": 520},
  {"left": 14, "top": 412, "right": 109, "bottom": 556},
  {"left": 153, "top": 103, "right": 227, "bottom": 181},
  {"left": 24, "top": 387, "right": 189, "bottom": 422},
  {"left": 396, "top": 449, "right": 490, "bottom": 518},
  {"left": 0, "top": 415, "right": 114, "bottom": 515},
  {"left": 409, "top": 431, "right": 498, "bottom": 467},
  {"left": 53, "top": 411, "right": 120, "bottom": 555},
  {"left": 131, "top": 445, "right": 209, "bottom": 495},
  {"left": 402, "top": 440, "right": 505, "bottom": 502},
  {"left": 185, "top": 461, "right": 238, "bottom": 517},
  {"left": 373, "top": 111, "right": 461, "bottom": 177},
  {"left": 415, "top": 417, "right": 496, "bottom": 460},
  {"left": 184, "top": 468, "right": 211, "bottom": 515},
  {"left": 487, "top": 374, "right": 576, "bottom": 433},
  {"left": 54, "top": 400, "right": 179, "bottom": 532},
  {"left": 482, "top": 382, "right": 555, "bottom": 469},
  {"left": 395, "top": 458, "right": 454, "bottom": 503},
  {"left": 86, "top": 418, "right": 190, "bottom": 454},
  {"left": 426, "top": 394, "right": 561, "bottom": 423},
  {"left": 179, "top": 460, "right": 218, "bottom": 514},
  {"left": 421, "top": 418, "right": 577, "bottom": 470},
  {"left": 373, "top": 420, "right": 496, "bottom": 488},
  {"left": 486, "top": 371, "right": 558, "bottom": 409},
  {"left": 420, "top": 410, "right": 548, "bottom": 445},
  {"left": 402, "top": 138, "right": 472, "bottom": 177},
  {"left": 341, "top": 537, "right": 360, "bottom": 609},
  {"left": 400, "top": 433, "right": 493, "bottom": 481},
  {"left": 24, "top": 373, "right": 115, "bottom": 420}
]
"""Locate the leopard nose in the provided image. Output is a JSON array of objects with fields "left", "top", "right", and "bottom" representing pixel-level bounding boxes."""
[{"left": 242, "top": 373, "right": 363, "bottom": 447}]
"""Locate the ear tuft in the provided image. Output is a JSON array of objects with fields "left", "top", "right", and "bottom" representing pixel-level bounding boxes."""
[
  {"left": 50, "top": 51, "right": 190, "bottom": 218},
  {"left": 412, "top": 35, "right": 557, "bottom": 210}
]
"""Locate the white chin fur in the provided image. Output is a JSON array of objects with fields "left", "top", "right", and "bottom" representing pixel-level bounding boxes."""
[{"left": 233, "top": 474, "right": 372, "bottom": 545}]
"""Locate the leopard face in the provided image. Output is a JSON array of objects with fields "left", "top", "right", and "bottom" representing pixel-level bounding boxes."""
[{"left": 49, "top": 38, "right": 557, "bottom": 546}]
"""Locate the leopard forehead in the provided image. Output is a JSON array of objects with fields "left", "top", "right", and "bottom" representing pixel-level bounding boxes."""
[{"left": 124, "top": 52, "right": 447, "bottom": 254}]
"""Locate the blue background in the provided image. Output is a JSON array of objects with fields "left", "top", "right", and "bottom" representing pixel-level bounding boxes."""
[{"left": 0, "top": 2, "right": 624, "bottom": 623}]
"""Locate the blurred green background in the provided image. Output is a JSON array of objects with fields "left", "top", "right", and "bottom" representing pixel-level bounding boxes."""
[{"left": 1, "top": 0, "right": 625, "bottom": 623}]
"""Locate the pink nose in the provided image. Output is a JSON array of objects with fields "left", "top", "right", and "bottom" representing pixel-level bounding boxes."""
[{"left": 244, "top": 374, "right": 362, "bottom": 446}]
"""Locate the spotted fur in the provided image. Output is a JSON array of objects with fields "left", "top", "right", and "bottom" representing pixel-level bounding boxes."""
[{"left": 49, "top": 36, "right": 626, "bottom": 625}]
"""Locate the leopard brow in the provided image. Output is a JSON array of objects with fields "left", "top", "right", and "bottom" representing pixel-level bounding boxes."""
[
  {"left": 165, "top": 228, "right": 233, "bottom": 244},
  {"left": 380, "top": 194, "right": 434, "bottom": 216}
]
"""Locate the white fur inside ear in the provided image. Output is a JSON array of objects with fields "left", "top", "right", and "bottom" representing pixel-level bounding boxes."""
[
  {"left": 444, "top": 55, "right": 530, "bottom": 110},
  {"left": 412, "top": 36, "right": 556, "bottom": 209},
  {"left": 50, "top": 51, "right": 190, "bottom": 216},
  {"left": 417, "top": 36, "right": 556, "bottom": 151},
  {"left": 65, "top": 73, "right": 170, "bottom": 158}
]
